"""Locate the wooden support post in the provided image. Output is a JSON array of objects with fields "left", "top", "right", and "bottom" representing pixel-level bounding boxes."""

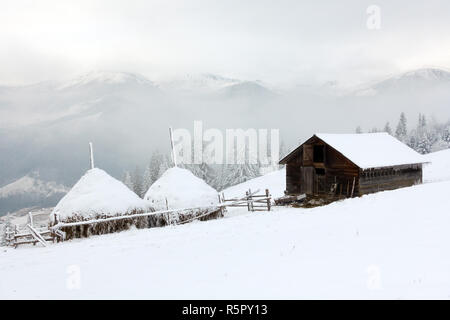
[
  {"left": 246, "top": 191, "right": 250, "bottom": 211},
  {"left": 28, "top": 212, "right": 33, "bottom": 227},
  {"left": 351, "top": 177, "right": 356, "bottom": 198},
  {"left": 89, "top": 142, "right": 95, "bottom": 169},
  {"left": 169, "top": 127, "right": 177, "bottom": 167},
  {"left": 218, "top": 194, "right": 223, "bottom": 216},
  {"left": 265, "top": 189, "right": 271, "bottom": 211}
]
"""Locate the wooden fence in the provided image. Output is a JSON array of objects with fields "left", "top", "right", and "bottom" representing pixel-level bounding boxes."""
[
  {"left": 5, "top": 190, "right": 271, "bottom": 248},
  {"left": 222, "top": 189, "right": 272, "bottom": 211},
  {"left": 5, "top": 212, "right": 62, "bottom": 248}
]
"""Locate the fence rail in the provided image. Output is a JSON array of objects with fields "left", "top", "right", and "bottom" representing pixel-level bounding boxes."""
[
  {"left": 222, "top": 188, "right": 272, "bottom": 212},
  {"left": 5, "top": 190, "right": 271, "bottom": 248}
]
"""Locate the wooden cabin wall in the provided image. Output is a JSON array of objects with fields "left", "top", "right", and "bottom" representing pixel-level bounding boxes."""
[
  {"left": 285, "top": 149, "right": 303, "bottom": 195},
  {"left": 323, "top": 145, "right": 360, "bottom": 197},
  {"left": 358, "top": 165, "right": 422, "bottom": 195}
]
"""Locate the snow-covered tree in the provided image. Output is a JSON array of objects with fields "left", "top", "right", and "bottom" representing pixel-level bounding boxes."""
[
  {"left": 395, "top": 112, "right": 408, "bottom": 141},
  {"left": 132, "top": 166, "right": 144, "bottom": 198},
  {"left": 122, "top": 171, "right": 133, "bottom": 191},
  {"left": 355, "top": 126, "right": 363, "bottom": 134},
  {"left": 416, "top": 134, "right": 432, "bottom": 154},
  {"left": 142, "top": 165, "right": 153, "bottom": 192},
  {"left": 383, "top": 122, "right": 392, "bottom": 135},
  {"left": 442, "top": 125, "right": 450, "bottom": 144}
]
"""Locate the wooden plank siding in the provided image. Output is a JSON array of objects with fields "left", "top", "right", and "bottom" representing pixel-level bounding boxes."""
[{"left": 358, "top": 166, "right": 422, "bottom": 195}]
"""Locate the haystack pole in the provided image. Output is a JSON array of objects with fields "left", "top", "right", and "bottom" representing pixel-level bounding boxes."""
[
  {"left": 168, "top": 127, "right": 177, "bottom": 167},
  {"left": 89, "top": 142, "right": 95, "bottom": 169}
]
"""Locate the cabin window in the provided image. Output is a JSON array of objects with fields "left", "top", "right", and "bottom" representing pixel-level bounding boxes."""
[
  {"left": 315, "top": 168, "right": 325, "bottom": 175},
  {"left": 313, "top": 145, "right": 325, "bottom": 163}
]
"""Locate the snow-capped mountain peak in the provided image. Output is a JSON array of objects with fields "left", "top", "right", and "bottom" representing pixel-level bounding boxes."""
[
  {"left": 0, "top": 172, "right": 68, "bottom": 199},
  {"left": 58, "top": 71, "right": 155, "bottom": 90},
  {"left": 159, "top": 73, "right": 241, "bottom": 93},
  {"left": 354, "top": 67, "right": 450, "bottom": 96}
]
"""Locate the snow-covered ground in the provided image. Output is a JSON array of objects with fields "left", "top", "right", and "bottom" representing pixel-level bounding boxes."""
[
  {"left": 1, "top": 149, "right": 450, "bottom": 299},
  {"left": 222, "top": 168, "right": 285, "bottom": 199},
  {"left": 1, "top": 178, "right": 450, "bottom": 299},
  {"left": 423, "top": 148, "right": 450, "bottom": 183}
]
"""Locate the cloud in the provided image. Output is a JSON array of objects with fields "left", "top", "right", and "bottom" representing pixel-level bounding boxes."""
[{"left": 0, "top": 0, "right": 450, "bottom": 86}]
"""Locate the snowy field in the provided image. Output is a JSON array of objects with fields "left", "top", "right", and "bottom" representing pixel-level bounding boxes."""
[
  {"left": 1, "top": 178, "right": 450, "bottom": 299},
  {"left": 423, "top": 149, "right": 450, "bottom": 183},
  {"left": 1, "top": 149, "right": 450, "bottom": 299}
]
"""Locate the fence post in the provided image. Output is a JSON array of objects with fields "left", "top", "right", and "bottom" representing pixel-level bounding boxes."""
[
  {"left": 265, "top": 189, "right": 271, "bottom": 211},
  {"left": 28, "top": 212, "right": 33, "bottom": 227},
  {"left": 245, "top": 191, "right": 250, "bottom": 211},
  {"left": 218, "top": 194, "right": 224, "bottom": 216},
  {"left": 248, "top": 189, "right": 254, "bottom": 212}
]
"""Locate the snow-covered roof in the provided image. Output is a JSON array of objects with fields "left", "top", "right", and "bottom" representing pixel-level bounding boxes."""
[
  {"left": 316, "top": 133, "right": 426, "bottom": 169},
  {"left": 144, "top": 167, "right": 219, "bottom": 211},
  {"left": 51, "top": 168, "right": 150, "bottom": 220},
  {"left": 280, "top": 132, "right": 426, "bottom": 169}
]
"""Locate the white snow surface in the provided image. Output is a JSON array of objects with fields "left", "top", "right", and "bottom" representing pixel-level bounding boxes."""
[
  {"left": 423, "top": 148, "right": 450, "bottom": 183},
  {"left": 315, "top": 133, "right": 426, "bottom": 169},
  {"left": 51, "top": 168, "right": 149, "bottom": 220},
  {"left": 223, "top": 168, "right": 285, "bottom": 199},
  {"left": 2, "top": 179, "right": 450, "bottom": 299},
  {"left": 144, "top": 167, "right": 219, "bottom": 210}
]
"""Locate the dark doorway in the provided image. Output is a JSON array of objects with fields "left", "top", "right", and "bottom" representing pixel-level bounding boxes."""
[{"left": 313, "top": 145, "right": 324, "bottom": 163}]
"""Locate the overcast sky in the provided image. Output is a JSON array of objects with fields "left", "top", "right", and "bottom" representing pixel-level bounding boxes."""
[{"left": 1, "top": 0, "right": 450, "bottom": 86}]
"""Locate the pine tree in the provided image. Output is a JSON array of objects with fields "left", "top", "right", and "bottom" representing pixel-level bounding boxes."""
[
  {"left": 395, "top": 112, "right": 408, "bottom": 141},
  {"left": 132, "top": 166, "right": 144, "bottom": 198},
  {"left": 355, "top": 126, "right": 363, "bottom": 134},
  {"left": 416, "top": 134, "right": 432, "bottom": 154},
  {"left": 220, "top": 164, "right": 260, "bottom": 190},
  {"left": 157, "top": 154, "right": 171, "bottom": 178},
  {"left": 383, "top": 122, "right": 392, "bottom": 135},
  {"left": 142, "top": 164, "right": 153, "bottom": 193},
  {"left": 442, "top": 125, "right": 450, "bottom": 144},
  {"left": 149, "top": 150, "right": 163, "bottom": 182},
  {"left": 122, "top": 171, "right": 133, "bottom": 191}
]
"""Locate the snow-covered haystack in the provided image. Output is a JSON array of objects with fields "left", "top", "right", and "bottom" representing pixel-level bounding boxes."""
[
  {"left": 144, "top": 167, "right": 223, "bottom": 223},
  {"left": 145, "top": 167, "right": 219, "bottom": 210},
  {"left": 50, "top": 168, "right": 153, "bottom": 239}
]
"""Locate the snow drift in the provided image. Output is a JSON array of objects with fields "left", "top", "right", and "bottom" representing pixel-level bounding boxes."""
[
  {"left": 144, "top": 167, "right": 219, "bottom": 210},
  {"left": 3, "top": 179, "right": 450, "bottom": 299},
  {"left": 423, "top": 148, "right": 450, "bottom": 183},
  {"left": 223, "top": 168, "right": 285, "bottom": 199}
]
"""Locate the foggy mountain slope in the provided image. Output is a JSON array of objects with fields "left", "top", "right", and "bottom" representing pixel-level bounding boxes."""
[
  {"left": 354, "top": 68, "right": 450, "bottom": 96},
  {"left": 1, "top": 68, "right": 450, "bottom": 215},
  {"left": 159, "top": 73, "right": 241, "bottom": 94},
  {"left": 0, "top": 71, "right": 161, "bottom": 128},
  {"left": 0, "top": 172, "right": 68, "bottom": 215}
]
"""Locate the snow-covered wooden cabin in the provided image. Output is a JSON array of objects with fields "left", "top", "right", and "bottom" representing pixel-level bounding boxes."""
[{"left": 279, "top": 133, "right": 426, "bottom": 199}]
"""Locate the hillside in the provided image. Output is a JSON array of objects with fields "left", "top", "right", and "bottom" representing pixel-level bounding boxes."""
[
  {"left": 222, "top": 168, "right": 285, "bottom": 199},
  {"left": 423, "top": 148, "right": 450, "bottom": 183},
  {"left": 1, "top": 177, "right": 450, "bottom": 299},
  {"left": 0, "top": 173, "right": 68, "bottom": 215}
]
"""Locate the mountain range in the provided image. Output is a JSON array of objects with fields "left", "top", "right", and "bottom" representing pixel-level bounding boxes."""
[{"left": 1, "top": 67, "right": 450, "bottom": 215}]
